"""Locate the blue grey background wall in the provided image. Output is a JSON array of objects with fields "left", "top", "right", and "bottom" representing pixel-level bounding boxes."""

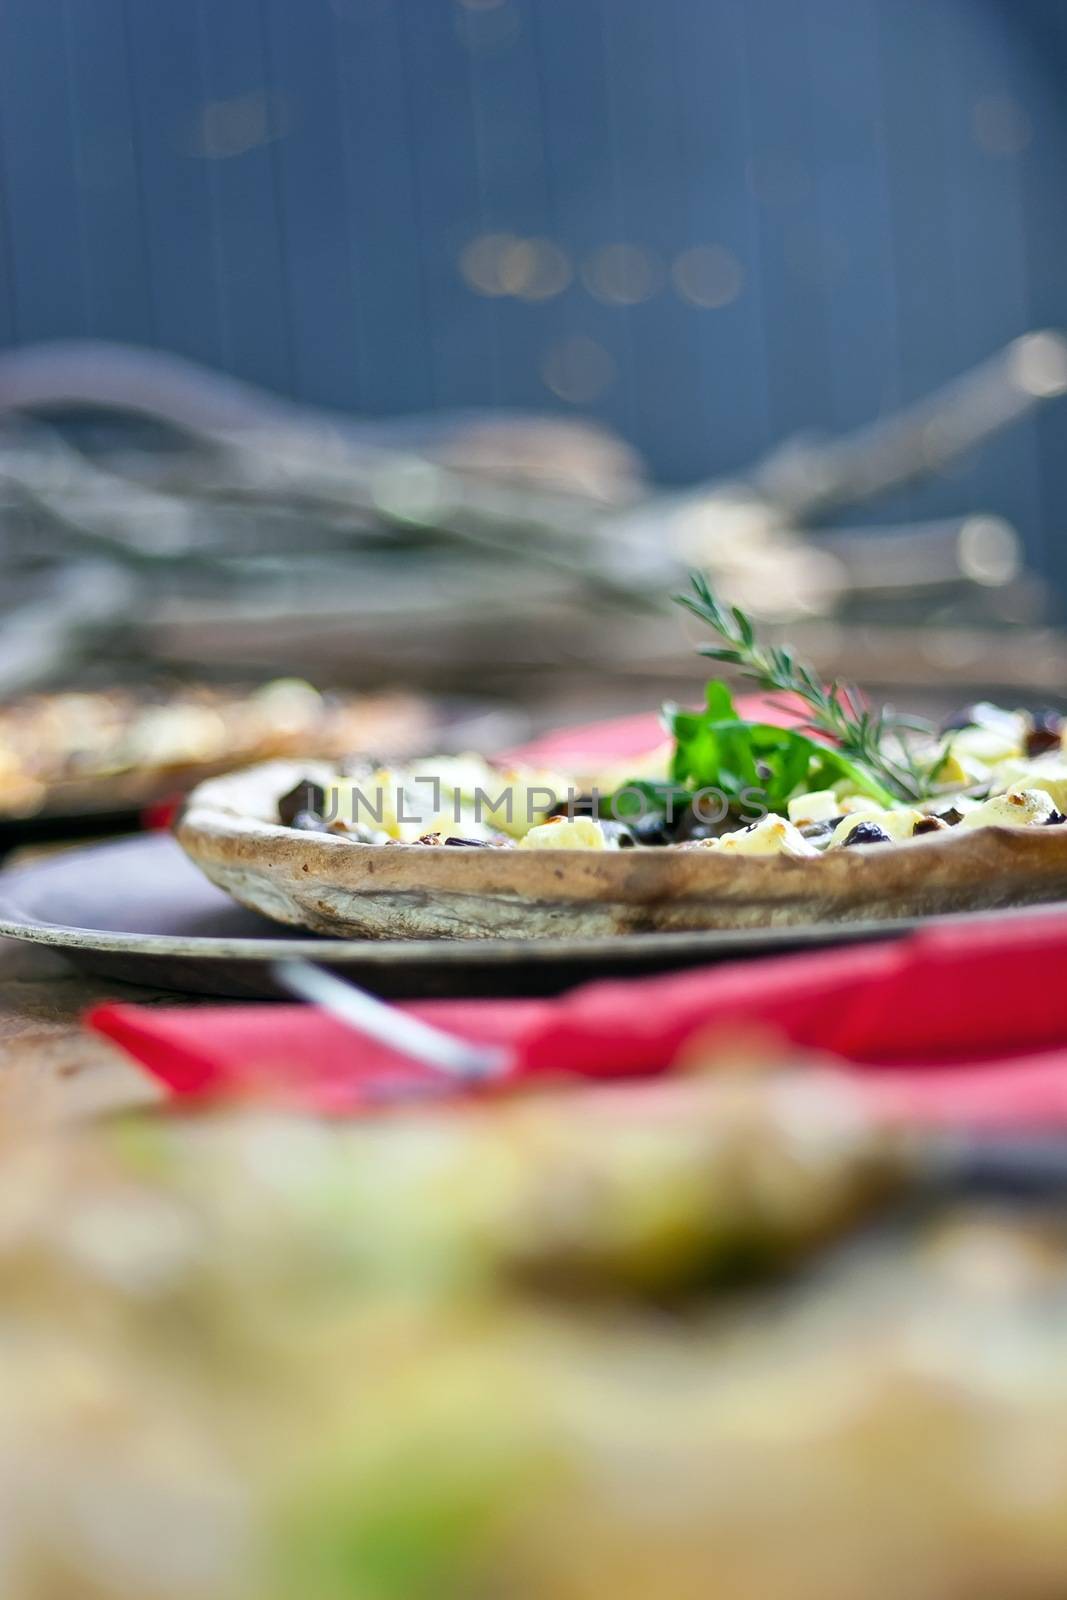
[{"left": 0, "top": 0, "right": 1063, "bottom": 591}]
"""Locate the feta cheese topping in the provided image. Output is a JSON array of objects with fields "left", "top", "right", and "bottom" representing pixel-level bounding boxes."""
[
  {"left": 708, "top": 816, "right": 819, "bottom": 858},
  {"left": 958, "top": 787, "right": 1057, "bottom": 830},
  {"left": 988, "top": 759, "right": 1067, "bottom": 814},
  {"left": 324, "top": 756, "right": 565, "bottom": 842},
  {"left": 518, "top": 816, "right": 608, "bottom": 850},
  {"left": 786, "top": 789, "right": 840, "bottom": 826}
]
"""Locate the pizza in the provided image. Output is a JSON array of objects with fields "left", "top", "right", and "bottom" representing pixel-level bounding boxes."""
[
  {"left": 0, "top": 680, "right": 432, "bottom": 822},
  {"left": 175, "top": 577, "right": 1067, "bottom": 938}
]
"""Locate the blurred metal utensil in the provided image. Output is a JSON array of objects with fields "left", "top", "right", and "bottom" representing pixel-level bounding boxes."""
[{"left": 273, "top": 959, "right": 509, "bottom": 1082}]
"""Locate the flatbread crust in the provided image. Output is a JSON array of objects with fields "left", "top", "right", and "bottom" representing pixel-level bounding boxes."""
[{"left": 175, "top": 761, "right": 1067, "bottom": 940}]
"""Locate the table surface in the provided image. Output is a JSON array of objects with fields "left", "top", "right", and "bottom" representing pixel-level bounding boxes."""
[{"left": 0, "top": 935, "right": 179, "bottom": 1120}]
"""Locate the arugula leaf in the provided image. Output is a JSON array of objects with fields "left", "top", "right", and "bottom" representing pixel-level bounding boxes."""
[
  {"left": 599, "top": 778, "right": 692, "bottom": 825},
  {"left": 607, "top": 679, "right": 896, "bottom": 831},
  {"left": 670, "top": 700, "right": 894, "bottom": 810}
]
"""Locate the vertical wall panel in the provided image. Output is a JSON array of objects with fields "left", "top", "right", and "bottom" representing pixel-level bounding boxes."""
[
  {"left": 597, "top": 0, "right": 702, "bottom": 478},
  {"left": 1013, "top": 0, "right": 1067, "bottom": 598},
  {"left": 875, "top": 0, "right": 962, "bottom": 524},
  {"left": 191, "top": 0, "right": 292, "bottom": 394},
  {"left": 0, "top": 0, "right": 1063, "bottom": 590},
  {"left": 260, "top": 0, "right": 363, "bottom": 409},
  {"left": 532, "top": 0, "right": 638, "bottom": 444},
  {"left": 396, "top": 0, "right": 501, "bottom": 409},
  {"left": 805, "top": 0, "right": 899, "bottom": 432},
  {"left": 0, "top": 0, "right": 88, "bottom": 340},
  {"left": 742, "top": 0, "right": 833, "bottom": 444},
  {"left": 122, "top": 0, "right": 226, "bottom": 367},
  {"left": 334, "top": 0, "right": 432, "bottom": 414},
  {"left": 931, "top": 0, "right": 1044, "bottom": 569},
  {"left": 460, "top": 0, "right": 564, "bottom": 412},
  {"left": 0, "top": 51, "right": 16, "bottom": 347},
  {"left": 63, "top": 0, "right": 151, "bottom": 343},
  {"left": 671, "top": 0, "right": 770, "bottom": 475}
]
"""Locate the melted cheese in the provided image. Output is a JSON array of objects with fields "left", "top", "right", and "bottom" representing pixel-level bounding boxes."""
[
  {"left": 711, "top": 816, "right": 819, "bottom": 858},
  {"left": 989, "top": 759, "right": 1067, "bottom": 814},
  {"left": 829, "top": 809, "right": 924, "bottom": 847},
  {"left": 518, "top": 816, "right": 608, "bottom": 850},
  {"left": 958, "top": 787, "right": 1056, "bottom": 829}
]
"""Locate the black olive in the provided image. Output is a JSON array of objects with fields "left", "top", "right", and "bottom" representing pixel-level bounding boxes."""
[
  {"left": 673, "top": 802, "right": 730, "bottom": 843},
  {"left": 598, "top": 820, "right": 637, "bottom": 848},
  {"left": 842, "top": 820, "right": 891, "bottom": 847},
  {"left": 936, "top": 806, "right": 965, "bottom": 827},
  {"left": 798, "top": 814, "right": 845, "bottom": 840},
  {"left": 278, "top": 778, "right": 326, "bottom": 828},
  {"left": 446, "top": 835, "right": 514, "bottom": 847},
  {"left": 547, "top": 794, "right": 597, "bottom": 818},
  {"left": 629, "top": 812, "right": 675, "bottom": 846},
  {"left": 1044, "top": 811, "right": 1067, "bottom": 826},
  {"left": 912, "top": 816, "right": 947, "bottom": 836},
  {"left": 1026, "top": 709, "right": 1064, "bottom": 758}
]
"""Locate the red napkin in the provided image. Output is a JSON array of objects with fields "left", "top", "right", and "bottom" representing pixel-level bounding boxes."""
[
  {"left": 90, "top": 997, "right": 548, "bottom": 1116},
  {"left": 500, "top": 694, "right": 804, "bottom": 770},
  {"left": 89, "top": 905, "right": 1067, "bottom": 1128},
  {"left": 502, "top": 710, "right": 669, "bottom": 769}
]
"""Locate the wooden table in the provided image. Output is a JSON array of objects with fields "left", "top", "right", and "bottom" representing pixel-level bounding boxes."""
[{"left": 0, "top": 936, "right": 175, "bottom": 1119}]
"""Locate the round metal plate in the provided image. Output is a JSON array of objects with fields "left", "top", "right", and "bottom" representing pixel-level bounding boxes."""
[{"left": 0, "top": 833, "right": 935, "bottom": 1000}]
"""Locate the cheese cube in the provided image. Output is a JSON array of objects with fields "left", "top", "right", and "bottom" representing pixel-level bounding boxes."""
[
  {"left": 787, "top": 789, "right": 840, "bottom": 826},
  {"left": 517, "top": 816, "right": 607, "bottom": 850},
  {"left": 711, "top": 816, "right": 819, "bottom": 858},
  {"left": 958, "top": 788, "right": 1057, "bottom": 829}
]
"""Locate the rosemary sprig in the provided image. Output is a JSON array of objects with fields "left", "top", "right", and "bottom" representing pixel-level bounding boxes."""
[{"left": 675, "top": 572, "right": 933, "bottom": 802}]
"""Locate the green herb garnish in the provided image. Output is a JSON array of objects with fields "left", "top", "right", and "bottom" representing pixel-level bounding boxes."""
[
  {"left": 664, "top": 679, "right": 895, "bottom": 811},
  {"left": 602, "top": 678, "right": 898, "bottom": 833},
  {"left": 675, "top": 573, "right": 932, "bottom": 803},
  {"left": 604, "top": 576, "right": 935, "bottom": 832}
]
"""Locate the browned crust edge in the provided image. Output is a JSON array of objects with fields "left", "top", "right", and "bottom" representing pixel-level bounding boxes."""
[{"left": 175, "top": 761, "right": 1067, "bottom": 940}]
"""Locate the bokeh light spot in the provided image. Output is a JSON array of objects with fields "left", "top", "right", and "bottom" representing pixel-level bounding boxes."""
[
  {"left": 582, "top": 243, "right": 662, "bottom": 306},
  {"left": 459, "top": 233, "right": 519, "bottom": 297},
  {"left": 500, "top": 237, "right": 572, "bottom": 300},
  {"left": 541, "top": 336, "right": 616, "bottom": 403},
  {"left": 188, "top": 91, "right": 291, "bottom": 159},
  {"left": 460, "top": 234, "right": 571, "bottom": 300},
  {"left": 957, "top": 516, "right": 1020, "bottom": 587},
  {"left": 1010, "top": 331, "right": 1067, "bottom": 398},
  {"left": 671, "top": 244, "right": 743, "bottom": 308}
]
